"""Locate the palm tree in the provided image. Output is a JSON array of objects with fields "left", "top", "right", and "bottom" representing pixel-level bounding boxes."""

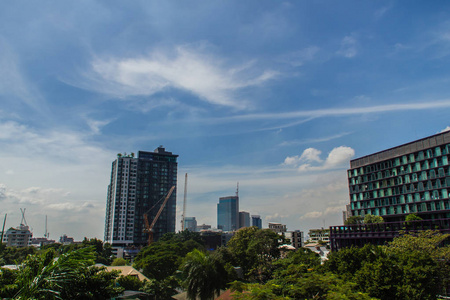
[
  {"left": 14, "top": 247, "right": 95, "bottom": 299},
  {"left": 181, "top": 249, "right": 227, "bottom": 300}
]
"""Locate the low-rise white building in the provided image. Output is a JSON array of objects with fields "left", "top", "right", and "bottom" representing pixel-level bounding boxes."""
[{"left": 2, "top": 224, "right": 32, "bottom": 247}]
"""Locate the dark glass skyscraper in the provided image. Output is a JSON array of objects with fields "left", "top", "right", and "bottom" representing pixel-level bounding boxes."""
[
  {"left": 217, "top": 196, "right": 239, "bottom": 231},
  {"left": 104, "top": 147, "right": 178, "bottom": 249}
]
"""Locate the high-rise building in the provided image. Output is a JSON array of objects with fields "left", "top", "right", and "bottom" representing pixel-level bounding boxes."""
[
  {"left": 239, "top": 211, "right": 250, "bottom": 228},
  {"left": 184, "top": 217, "right": 197, "bottom": 231},
  {"left": 251, "top": 215, "right": 262, "bottom": 229},
  {"left": 331, "top": 131, "right": 450, "bottom": 250},
  {"left": 104, "top": 147, "right": 178, "bottom": 249},
  {"left": 217, "top": 196, "right": 239, "bottom": 231},
  {"left": 347, "top": 131, "right": 450, "bottom": 222}
]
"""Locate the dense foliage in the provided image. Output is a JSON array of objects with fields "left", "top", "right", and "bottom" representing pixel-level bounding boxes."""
[
  {"left": 1, "top": 228, "right": 449, "bottom": 299},
  {"left": 0, "top": 247, "right": 122, "bottom": 299}
]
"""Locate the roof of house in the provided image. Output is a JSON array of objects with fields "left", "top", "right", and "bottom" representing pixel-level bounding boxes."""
[{"left": 105, "top": 266, "right": 150, "bottom": 282}]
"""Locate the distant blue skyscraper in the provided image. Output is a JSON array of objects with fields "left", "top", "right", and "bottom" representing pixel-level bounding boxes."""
[
  {"left": 217, "top": 196, "right": 239, "bottom": 231},
  {"left": 251, "top": 215, "right": 262, "bottom": 229}
]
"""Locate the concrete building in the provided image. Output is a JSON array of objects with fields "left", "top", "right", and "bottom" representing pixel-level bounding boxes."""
[
  {"left": 285, "top": 230, "right": 303, "bottom": 249},
  {"left": 251, "top": 215, "right": 262, "bottom": 229},
  {"left": 346, "top": 130, "right": 450, "bottom": 222},
  {"left": 59, "top": 234, "right": 75, "bottom": 245},
  {"left": 104, "top": 147, "right": 178, "bottom": 250},
  {"left": 308, "top": 228, "right": 330, "bottom": 243},
  {"left": 239, "top": 211, "right": 250, "bottom": 228},
  {"left": 268, "top": 222, "right": 287, "bottom": 234},
  {"left": 197, "top": 224, "right": 212, "bottom": 232},
  {"left": 217, "top": 196, "right": 239, "bottom": 231},
  {"left": 184, "top": 217, "right": 197, "bottom": 231},
  {"left": 2, "top": 224, "right": 32, "bottom": 247},
  {"left": 331, "top": 131, "right": 450, "bottom": 250}
]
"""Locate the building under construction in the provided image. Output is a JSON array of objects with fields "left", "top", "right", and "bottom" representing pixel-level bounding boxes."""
[{"left": 104, "top": 147, "right": 178, "bottom": 253}]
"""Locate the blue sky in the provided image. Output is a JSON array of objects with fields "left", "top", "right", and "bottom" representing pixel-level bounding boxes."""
[{"left": 1, "top": 1, "right": 450, "bottom": 240}]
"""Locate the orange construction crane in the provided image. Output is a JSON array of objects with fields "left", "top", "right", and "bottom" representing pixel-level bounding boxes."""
[{"left": 143, "top": 186, "right": 175, "bottom": 246}]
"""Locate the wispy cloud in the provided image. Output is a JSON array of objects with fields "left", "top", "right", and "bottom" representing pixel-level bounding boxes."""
[
  {"left": 337, "top": 36, "right": 358, "bottom": 58},
  {"left": 200, "top": 99, "right": 450, "bottom": 123},
  {"left": 0, "top": 38, "right": 45, "bottom": 113},
  {"left": 278, "top": 46, "right": 321, "bottom": 67},
  {"left": 80, "top": 45, "right": 278, "bottom": 109},
  {"left": 280, "top": 132, "right": 352, "bottom": 146}
]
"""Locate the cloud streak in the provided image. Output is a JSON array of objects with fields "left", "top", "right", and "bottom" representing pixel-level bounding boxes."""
[
  {"left": 82, "top": 45, "right": 278, "bottom": 109},
  {"left": 199, "top": 99, "right": 450, "bottom": 123}
]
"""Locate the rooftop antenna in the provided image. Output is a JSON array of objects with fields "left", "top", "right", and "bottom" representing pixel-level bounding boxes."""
[
  {"left": 236, "top": 182, "right": 239, "bottom": 197},
  {"left": 181, "top": 173, "right": 188, "bottom": 231},
  {"left": 20, "top": 208, "right": 27, "bottom": 226}
]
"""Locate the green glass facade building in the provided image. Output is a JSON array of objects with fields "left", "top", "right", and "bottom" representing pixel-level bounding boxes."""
[{"left": 347, "top": 131, "right": 450, "bottom": 222}]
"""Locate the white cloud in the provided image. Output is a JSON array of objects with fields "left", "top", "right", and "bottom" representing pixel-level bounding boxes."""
[
  {"left": 0, "top": 119, "right": 114, "bottom": 239},
  {"left": 82, "top": 45, "right": 278, "bottom": 109},
  {"left": 337, "top": 36, "right": 358, "bottom": 58},
  {"left": 283, "top": 146, "right": 354, "bottom": 172},
  {"left": 440, "top": 126, "right": 450, "bottom": 133},
  {"left": 323, "top": 146, "right": 355, "bottom": 167},
  {"left": 299, "top": 148, "right": 322, "bottom": 163}
]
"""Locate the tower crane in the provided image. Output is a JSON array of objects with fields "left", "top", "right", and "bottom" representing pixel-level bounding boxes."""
[{"left": 143, "top": 186, "right": 175, "bottom": 246}]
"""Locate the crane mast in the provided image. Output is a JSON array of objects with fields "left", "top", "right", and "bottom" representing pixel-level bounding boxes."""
[{"left": 181, "top": 173, "right": 188, "bottom": 231}]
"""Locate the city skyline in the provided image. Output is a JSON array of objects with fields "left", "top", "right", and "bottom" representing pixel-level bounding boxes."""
[{"left": 1, "top": 1, "right": 450, "bottom": 240}]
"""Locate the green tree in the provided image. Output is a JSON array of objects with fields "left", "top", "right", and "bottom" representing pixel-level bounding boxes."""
[
  {"left": 405, "top": 213, "right": 423, "bottom": 222},
  {"left": 141, "top": 276, "right": 178, "bottom": 300},
  {"left": 117, "top": 275, "right": 143, "bottom": 291},
  {"left": 227, "top": 227, "right": 285, "bottom": 282},
  {"left": 12, "top": 247, "right": 122, "bottom": 299},
  {"left": 181, "top": 249, "right": 227, "bottom": 300},
  {"left": 344, "top": 216, "right": 363, "bottom": 225},
  {"left": 134, "top": 238, "right": 203, "bottom": 281},
  {"left": 111, "top": 257, "right": 129, "bottom": 266},
  {"left": 363, "top": 214, "right": 384, "bottom": 224}
]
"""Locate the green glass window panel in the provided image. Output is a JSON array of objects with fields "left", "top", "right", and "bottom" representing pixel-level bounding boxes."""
[
  {"left": 442, "top": 189, "right": 448, "bottom": 199},
  {"left": 348, "top": 171, "right": 352, "bottom": 178},
  {"left": 418, "top": 151, "right": 424, "bottom": 160},
  {"left": 387, "top": 188, "right": 392, "bottom": 196},
  {"left": 424, "top": 192, "right": 430, "bottom": 200},
  {"left": 415, "top": 193, "right": 421, "bottom": 201},
  {"left": 431, "top": 159, "right": 438, "bottom": 168},
  {"left": 380, "top": 190, "right": 384, "bottom": 197},
  {"left": 415, "top": 163, "right": 421, "bottom": 172},
  {"left": 435, "top": 147, "right": 442, "bottom": 156},
  {"left": 412, "top": 173, "right": 418, "bottom": 181},
  {"left": 405, "top": 175, "right": 410, "bottom": 183},
  {"left": 410, "top": 154, "right": 415, "bottom": 162},
  {"left": 400, "top": 195, "right": 405, "bottom": 203},
  {"left": 433, "top": 190, "right": 440, "bottom": 199},
  {"left": 394, "top": 158, "right": 400, "bottom": 166},
  {"left": 402, "top": 155, "right": 408, "bottom": 164},
  {"left": 443, "top": 156, "right": 448, "bottom": 166}
]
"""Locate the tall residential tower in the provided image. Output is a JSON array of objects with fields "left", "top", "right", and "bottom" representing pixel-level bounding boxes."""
[{"left": 104, "top": 147, "right": 178, "bottom": 249}]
